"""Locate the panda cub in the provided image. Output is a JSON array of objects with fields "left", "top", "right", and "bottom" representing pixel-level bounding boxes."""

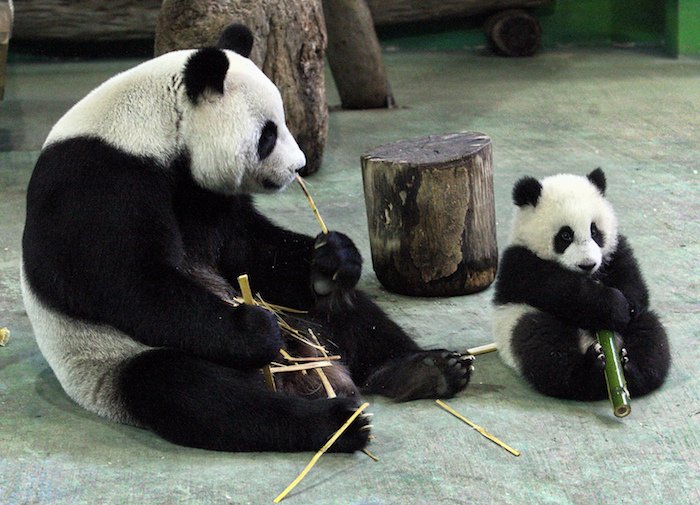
[
  {"left": 492, "top": 168, "right": 670, "bottom": 401},
  {"left": 21, "top": 25, "right": 473, "bottom": 453}
]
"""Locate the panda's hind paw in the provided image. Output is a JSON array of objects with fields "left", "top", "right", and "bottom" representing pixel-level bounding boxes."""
[{"left": 321, "top": 398, "right": 371, "bottom": 453}]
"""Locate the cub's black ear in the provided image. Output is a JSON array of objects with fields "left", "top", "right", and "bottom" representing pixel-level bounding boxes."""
[
  {"left": 587, "top": 168, "right": 606, "bottom": 195},
  {"left": 513, "top": 176, "right": 542, "bottom": 207},
  {"left": 217, "top": 24, "right": 254, "bottom": 58},
  {"left": 183, "top": 47, "right": 230, "bottom": 103}
]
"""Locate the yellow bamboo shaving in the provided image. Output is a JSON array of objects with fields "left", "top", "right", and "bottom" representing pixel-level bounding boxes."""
[
  {"left": 0, "top": 327, "right": 10, "bottom": 347},
  {"left": 435, "top": 400, "right": 520, "bottom": 457},
  {"left": 283, "top": 355, "right": 341, "bottom": 363},
  {"left": 273, "top": 402, "right": 370, "bottom": 503},
  {"left": 296, "top": 174, "right": 328, "bottom": 235},
  {"left": 270, "top": 361, "right": 333, "bottom": 374},
  {"left": 466, "top": 342, "right": 497, "bottom": 356},
  {"left": 237, "top": 274, "right": 276, "bottom": 392}
]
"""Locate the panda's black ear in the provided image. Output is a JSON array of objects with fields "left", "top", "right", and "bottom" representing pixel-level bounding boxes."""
[
  {"left": 183, "top": 47, "right": 230, "bottom": 103},
  {"left": 217, "top": 24, "right": 254, "bottom": 58},
  {"left": 587, "top": 168, "right": 606, "bottom": 195},
  {"left": 513, "top": 176, "right": 542, "bottom": 207}
]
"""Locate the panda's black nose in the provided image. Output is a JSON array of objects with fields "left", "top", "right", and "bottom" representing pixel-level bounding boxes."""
[
  {"left": 578, "top": 262, "right": 596, "bottom": 272},
  {"left": 295, "top": 165, "right": 306, "bottom": 174}
]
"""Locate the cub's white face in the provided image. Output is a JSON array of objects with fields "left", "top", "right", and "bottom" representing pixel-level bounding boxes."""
[
  {"left": 510, "top": 172, "right": 618, "bottom": 274},
  {"left": 182, "top": 52, "right": 305, "bottom": 195}
]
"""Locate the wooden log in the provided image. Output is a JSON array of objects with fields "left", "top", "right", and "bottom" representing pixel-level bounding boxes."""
[
  {"left": 366, "top": 0, "right": 550, "bottom": 26},
  {"left": 155, "top": 0, "right": 328, "bottom": 176},
  {"left": 12, "top": 0, "right": 160, "bottom": 41},
  {"left": 361, "top": 132, "right": 497, "bottom": 297},
  {"left": 484, "top": 9, "right": 541, "bottom": 57},
  {"left": 323, "top": 0, "right": 394, "bottom": 109}
]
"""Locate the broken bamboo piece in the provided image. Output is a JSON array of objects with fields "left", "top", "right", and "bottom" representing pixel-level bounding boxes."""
[
  {"left": 466, "top": 342, "right": 497, "bottom": 356},
  {"left": 237, "top": 274, "right": 276, "bottom": 392},
  {"left": 273, "top": 402, "right": 371, "bottom": 503},
  {"left": 435, "top": 400, "right": 520, "bottom": 457},
  {"left": 296, "top": 174, "right": 328, "bottom": 234}
]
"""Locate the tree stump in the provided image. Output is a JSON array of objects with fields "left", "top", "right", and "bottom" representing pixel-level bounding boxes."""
[
  {"left": 323, "top": 0, "right": 394, "bottom": 109},
  {"left": 361, "top": 132, "right": 497, "bottom": 297},
  {"left": 155, "top": 0, "right": 328, "bottom": 176}
]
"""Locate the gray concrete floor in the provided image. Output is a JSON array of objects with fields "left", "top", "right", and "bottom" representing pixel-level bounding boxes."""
[{"left": 1, "top": 48, "right": 699, "bottom": 504}]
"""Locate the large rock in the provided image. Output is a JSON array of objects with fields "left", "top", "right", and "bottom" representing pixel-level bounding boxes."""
[{"left": 155, "top": 0, "right": 328, "bottom": 175}]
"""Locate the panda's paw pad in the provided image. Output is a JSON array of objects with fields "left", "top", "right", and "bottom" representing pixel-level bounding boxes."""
[
  {"left": 312, "top": 232, "right": 362, "bottom": 295},
  {"left": 418, "top": 350, "right": 472, "bottom": 396}
]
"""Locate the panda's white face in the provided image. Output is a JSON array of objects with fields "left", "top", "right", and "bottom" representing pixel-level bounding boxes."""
[
  {"left": 510, "top": 171, "right": 618, "bottom": 274},
  {"left": 180, "top": 51, "right": 306, "bottom": 195}
]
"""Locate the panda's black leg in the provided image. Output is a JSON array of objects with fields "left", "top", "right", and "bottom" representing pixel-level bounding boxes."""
[
  {"left": 118, "top": 349, "right": 370, "bottom": 452},
  {"left": 511, "top": 312, "right": 608, "bottom": 400},
  {"left": 618, "top": 310, "right": 670, "bottom": 397},
  {"left": 314, "top": 290, "right": 472, "bottom": 401}
]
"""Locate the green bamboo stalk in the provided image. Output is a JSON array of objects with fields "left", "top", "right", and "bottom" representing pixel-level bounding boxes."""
[{"left": 596, "top": 329, "right": 631, "bottom": 418}]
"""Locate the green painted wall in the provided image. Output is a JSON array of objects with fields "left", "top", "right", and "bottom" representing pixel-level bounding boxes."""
[
  {"left": 378, "top": 0, "right": 694, "bottom": 54},
  {"left": 666, "top": 0, "right": 700, "bottom": 55}
]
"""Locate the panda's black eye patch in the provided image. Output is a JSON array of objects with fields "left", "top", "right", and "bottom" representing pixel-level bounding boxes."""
[
  {"left": 554, "top": 226, "right": 574, "bottom": 254},
  {"left": 591, "top": 222, "right": 604, "bottom": 247},
  {"left": 258, "top": 121, "right": 277, "bottom": 161}
]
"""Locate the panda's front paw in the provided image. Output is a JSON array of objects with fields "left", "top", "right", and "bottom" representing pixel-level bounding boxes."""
[
  {"left": 229, "top": 304, "right": 283, "bottom": 367},
  {"left": 586, "top": 342, "right": 606, "bottom": 370},
  {"left": 311, "top": 231, "right": 362, "bottom": 297},
  {"left": 604, "top": 287, "right": 632, "bottom": 330}
]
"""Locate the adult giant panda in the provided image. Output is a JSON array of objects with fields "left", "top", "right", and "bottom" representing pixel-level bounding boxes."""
[
  {"left": 492, "top": 169, "right": 670, "bottom": 401},
  {"left": 21, "top": 25, "right": 473, "bottom": 453}
]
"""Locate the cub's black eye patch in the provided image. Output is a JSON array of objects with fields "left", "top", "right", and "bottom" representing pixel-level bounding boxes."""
[
  {"left": 258, "top": 121, "right": 277, "bottom": 160},
  {"left": 591, "top": 222, "right": 604, "bottom": 247},
  {"left": 554, "top": 226, "right": 574, "bottom": 254}
]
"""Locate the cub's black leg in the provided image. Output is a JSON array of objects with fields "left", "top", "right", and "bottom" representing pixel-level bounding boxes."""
[
  {"left": 119, "top": 349, "right": 370, "bottom": 452},
  {"left": 619, "top": 310, "right": 670, "bottom": 397},
  {"left": 511, "top": 312, "right": 608, "bottom": 400}
]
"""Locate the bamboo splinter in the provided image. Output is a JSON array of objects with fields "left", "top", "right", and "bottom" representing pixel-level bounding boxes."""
[
  {"left": 436, "top": 400, "right": 520, "bottom": 457},
  {"left": 296, "top": 174, "right": 328, "bottom": 235},
  {"left": 273, "top": 402, "right": 370, "bottom": 503},
  {"left": 596, "top": 329, "right": 631, "bottom": 418},
  {"left": 237, "top": 274, "right": 276, "bottom": 392}
]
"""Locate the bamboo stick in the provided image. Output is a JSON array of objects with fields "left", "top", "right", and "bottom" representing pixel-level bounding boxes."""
[
  {"left": 270, "top": 361, "right": 334, "bottom": 374},
  {"left": 296, "top": 174, "right": 328, "bottom": 234},
  {"left": 435, "top": 400, "right": 520, "bottom": 457},
  {"left": 273, "top": 402, "right": 371, "bottom": 503},
  {"left": 237, "top": 274, "right": 276, "bottom": 392},
  {"left": 596, "top": 329, "right": 631, "bottom": 418},
  {"left": 0, "top": 327, "right": 9, "bottom": 346},
  {"left": 466, "top": 342, "right": 497, "bottom": 356}
]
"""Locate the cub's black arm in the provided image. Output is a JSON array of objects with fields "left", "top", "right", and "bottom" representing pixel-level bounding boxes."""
[
  {"left": 493, "top": 246, "right": 631, "bottom": 331},
  {"left": 601, "top": 235, "right": 649, "bottom": 315}
]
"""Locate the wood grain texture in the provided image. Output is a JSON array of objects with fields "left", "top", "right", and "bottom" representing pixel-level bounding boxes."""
[
  {"left": 361, "top": 132, "right": 497, "bottom": 296},
  {"left": 366, "top": 0, "right": 549, "bottom": 26}
]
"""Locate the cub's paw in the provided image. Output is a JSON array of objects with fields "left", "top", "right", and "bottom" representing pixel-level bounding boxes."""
[
  {"left": 585, "top": 342, "right": 606, "bottom": 370},
  {"left": 413, "top": 350, "right": 473, "bottom": 398},
  {"left": 311, "top": 232, "right": 362, "bottom": 297},
  {"left": 317, "top": 398, "right": 371, "bottom": 453},
  {"left": 605, "top": 288, "right": 632, "bottom": 330}
]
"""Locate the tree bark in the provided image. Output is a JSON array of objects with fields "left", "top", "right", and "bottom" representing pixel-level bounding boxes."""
[
  {"left": 323, "top": 0, "right": 393, "bottom": 109},
  {"left": 155, "top": 0, "right": 328, "bottom": 175},
  {"left": 361, "top": 132, "right": 497, "bottom": 297}
]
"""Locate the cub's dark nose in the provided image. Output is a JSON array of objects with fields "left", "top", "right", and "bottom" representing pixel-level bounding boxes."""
[
  {"left": 578, "top": 262, "right": 596, "bottom": 272},
  {"left": 295, "top": 165, "right": 306, "bottom": 174}
]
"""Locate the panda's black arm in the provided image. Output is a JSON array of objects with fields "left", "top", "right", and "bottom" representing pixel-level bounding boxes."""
[
  {"left": 601, "top": 234, "right": 649, "bottom": 315},
  {"left": 493, "top": 246, "right": 631, "bottom": 331},
  {"left": 220, "top": 198, "right": 316, "bottom": 310}
]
